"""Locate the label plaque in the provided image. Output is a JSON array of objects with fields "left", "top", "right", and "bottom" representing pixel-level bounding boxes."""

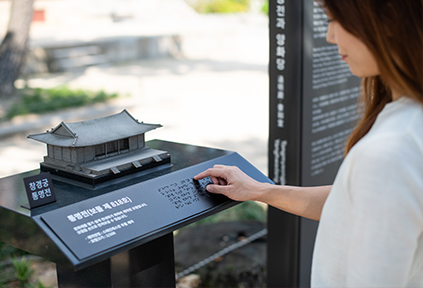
[{"left": 23, "top": 172, "right": 57, "bottom": 209}]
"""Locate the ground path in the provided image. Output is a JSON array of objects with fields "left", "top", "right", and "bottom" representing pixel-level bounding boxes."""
[{"left": 0, "top": 13, "right": 269, "bottom": 179}]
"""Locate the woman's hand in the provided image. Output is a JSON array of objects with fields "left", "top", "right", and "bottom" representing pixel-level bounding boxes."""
[
  {"left": 193, "top": 165, "right": 264, "bottom": 202},
  {"left": 194, "top": 165, "right": 331, "bottom": 221}
]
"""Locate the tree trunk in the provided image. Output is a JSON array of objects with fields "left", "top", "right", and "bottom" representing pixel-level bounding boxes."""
[{"left": 0, "top": 0, "right": 34, "bottom": 98}]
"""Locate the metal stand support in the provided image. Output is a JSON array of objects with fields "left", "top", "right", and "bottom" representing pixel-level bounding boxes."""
[
  {"left": 57, "top": 233, "right": 176, "bottom": 288},
  {"left": 267, "top": 207, "right": 299, "bottom": 287}
]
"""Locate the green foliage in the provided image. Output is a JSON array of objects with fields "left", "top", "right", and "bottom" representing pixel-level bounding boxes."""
[
  {"left": 0, "top": 242, "right": 32, "bottom": 287},
  {"left": 193, "top": 0, "right": 250, "bottom": 14},
  {"left": 0, "top": 241, "right": 17, "bottom": 260},
  {"left": 5, "top": 86, "right": 118, "bottom": 120},
  {"left": 0, "top": 241, "right": 28, "bottom": 261},
  {"left": 0, "top": 263, "right": 15, "bottom": 287},
  {"left": 261, "top": 0, "right": 268, "bottom": 14},
  {"left": 36, "top": 280, "right": 48, "bottom": 288},
  {"left": 12, "top": 258, "right": 34, "bottom": 287},
  {"left": 190, "top": 201, "right": 266, "bottom": 227},
  {"left": 29, "top": 280, "right": 50, "bottom": 288},
  {"left": 0, "top": 242, "right": 49, "bottom": 288}
]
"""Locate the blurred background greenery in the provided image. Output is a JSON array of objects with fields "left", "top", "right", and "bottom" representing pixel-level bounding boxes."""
[
  {"left": 187, "top": 0, "right": 268, "bottom": 14},
  {"left": 187, "top": 0, "right": 251, "bottom": 14},
  {"left": 2, "top": 87, "right": 118, "bottom": 121}
]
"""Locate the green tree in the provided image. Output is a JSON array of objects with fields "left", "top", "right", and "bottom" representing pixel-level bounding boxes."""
[{"left": 0, "top": 0, "right": 34, "bottom": 97}]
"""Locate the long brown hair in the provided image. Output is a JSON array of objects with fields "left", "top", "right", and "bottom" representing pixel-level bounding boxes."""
[{"left": 316, "top": 0, "right": 423, "bottom": 154}]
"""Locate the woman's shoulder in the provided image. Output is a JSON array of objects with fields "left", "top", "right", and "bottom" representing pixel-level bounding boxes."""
[
  {"left": 345, "top": 98, "right": 423, "bottom": 203},
  {"left": 364, "top": 97, "right": 423, "bottom": 151},
  {"left": 347, "top": 97, "right": 422, "bottom": 175}
]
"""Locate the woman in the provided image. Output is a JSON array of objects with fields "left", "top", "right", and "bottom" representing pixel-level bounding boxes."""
[{"left": 194, "top": 0, "right": 423, "bottom": 286}]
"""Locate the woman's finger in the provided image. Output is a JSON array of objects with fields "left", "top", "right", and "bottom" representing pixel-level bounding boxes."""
[
  {"left": 210, "top": 176, "right": 219, "bottom": 185},
  {"left": 218, "top": 177, "right": 227, "bottom": 185},
  {"left": 206, "top": 183, "right": 232, "bottom": 195},
  {"left": 193, "top": 166, "right": 228, "bottom": 181}
]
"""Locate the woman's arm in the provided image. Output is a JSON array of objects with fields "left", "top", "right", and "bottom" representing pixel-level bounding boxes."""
[{"left": 194, "top": 165, "right": 331, "bottom": 221}]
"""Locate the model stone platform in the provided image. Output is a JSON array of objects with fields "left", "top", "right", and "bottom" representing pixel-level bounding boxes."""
[{"left": 28, "top": 110, "right": 170, "bottom": 184}]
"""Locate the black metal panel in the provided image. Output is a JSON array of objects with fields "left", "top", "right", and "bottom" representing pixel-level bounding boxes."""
[
  {"left": 267, "top": 207, "right": 300, "bottom": 287},
  {"left": 268, "top": 0, "right": 303, "bottom": 286},
  {"left": 111, "top": 233, "right": 176, "bottom": 288},
  {"left": 300, "top": 1, "right": 361, "bottom": 187},
  {"left": 0, "top": 140, "right": 272, "bottom": 272},
  {"left": 57, "top": 259, "right": 112, "bottom": 287},
  {"left": 268, "top": 0, "right": 361, "bottom": 287}
]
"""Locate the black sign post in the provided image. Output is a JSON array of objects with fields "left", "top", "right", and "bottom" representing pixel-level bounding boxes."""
[
  {"left": 0, "top": 140, "right": 273, "bottom": 287},
  {"left": 268, "top": 0, "right": 361, "bottom": 287}
]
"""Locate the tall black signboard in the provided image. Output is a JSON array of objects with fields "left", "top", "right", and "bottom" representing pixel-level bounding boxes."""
[{"left": 268, "top": 0, "right": 361, "bottom": 287}]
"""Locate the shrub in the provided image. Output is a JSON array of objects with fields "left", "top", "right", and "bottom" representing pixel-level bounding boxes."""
[
  {"left": 5, "top": 87, "right": 118, "bottom": 120},
  {"left": 205, "top": 0, "right": 249, "bottom": 13},
  {"left": 261, "top": 0, "right": 268, "bottom": 14},
  {"left": 12, "top": 258, "right": 34, "bottom": 287},
  {"left": 191, "top": 0, "right": 250, "bottom": 14}
]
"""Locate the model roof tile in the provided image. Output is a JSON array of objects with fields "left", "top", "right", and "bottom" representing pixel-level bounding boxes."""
[{"left": 28, "top": 110, "right": 161, "bottom": 147}]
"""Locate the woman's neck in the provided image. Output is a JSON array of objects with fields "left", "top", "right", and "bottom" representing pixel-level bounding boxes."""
[{"left": 391, "top": 89, "right": 402, "bottom": 101}]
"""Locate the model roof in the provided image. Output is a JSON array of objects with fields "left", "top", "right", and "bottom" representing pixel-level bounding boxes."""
[{"left": 28, "top": 110, "right": 162, "bottom": 147}]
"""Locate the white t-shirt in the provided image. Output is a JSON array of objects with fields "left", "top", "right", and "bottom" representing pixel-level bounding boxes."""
[{"left": 311, "top": 97, "right": 423, "bottom": 287}]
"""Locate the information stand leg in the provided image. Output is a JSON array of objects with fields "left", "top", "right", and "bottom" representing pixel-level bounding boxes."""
[
  {"left": 267, "top": 207, "right": 300, "bottom": 287},
  {"left": 57, "top": 233, "right": 176, "bottom": 288},
  {"left": 56, "top": 259, "right": 112, "bottom": 287}
]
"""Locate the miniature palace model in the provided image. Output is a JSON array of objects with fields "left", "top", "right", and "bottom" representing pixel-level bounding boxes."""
[{"left": 28, "top": 110, "right": 170, "bottom": 184}]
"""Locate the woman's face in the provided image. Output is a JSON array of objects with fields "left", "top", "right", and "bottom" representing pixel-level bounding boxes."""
[{"left": 326, "top": 17, "right": 380, "bottom": 78}]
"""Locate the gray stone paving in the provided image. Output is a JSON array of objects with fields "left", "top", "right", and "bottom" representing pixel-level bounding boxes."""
[{"left": 0, "top": 12, "right": 269, "bottom": 179}]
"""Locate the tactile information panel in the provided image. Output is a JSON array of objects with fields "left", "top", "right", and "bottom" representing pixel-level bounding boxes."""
[{"left": 41, "top": 152, "right": 272, "bottom": 260}]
